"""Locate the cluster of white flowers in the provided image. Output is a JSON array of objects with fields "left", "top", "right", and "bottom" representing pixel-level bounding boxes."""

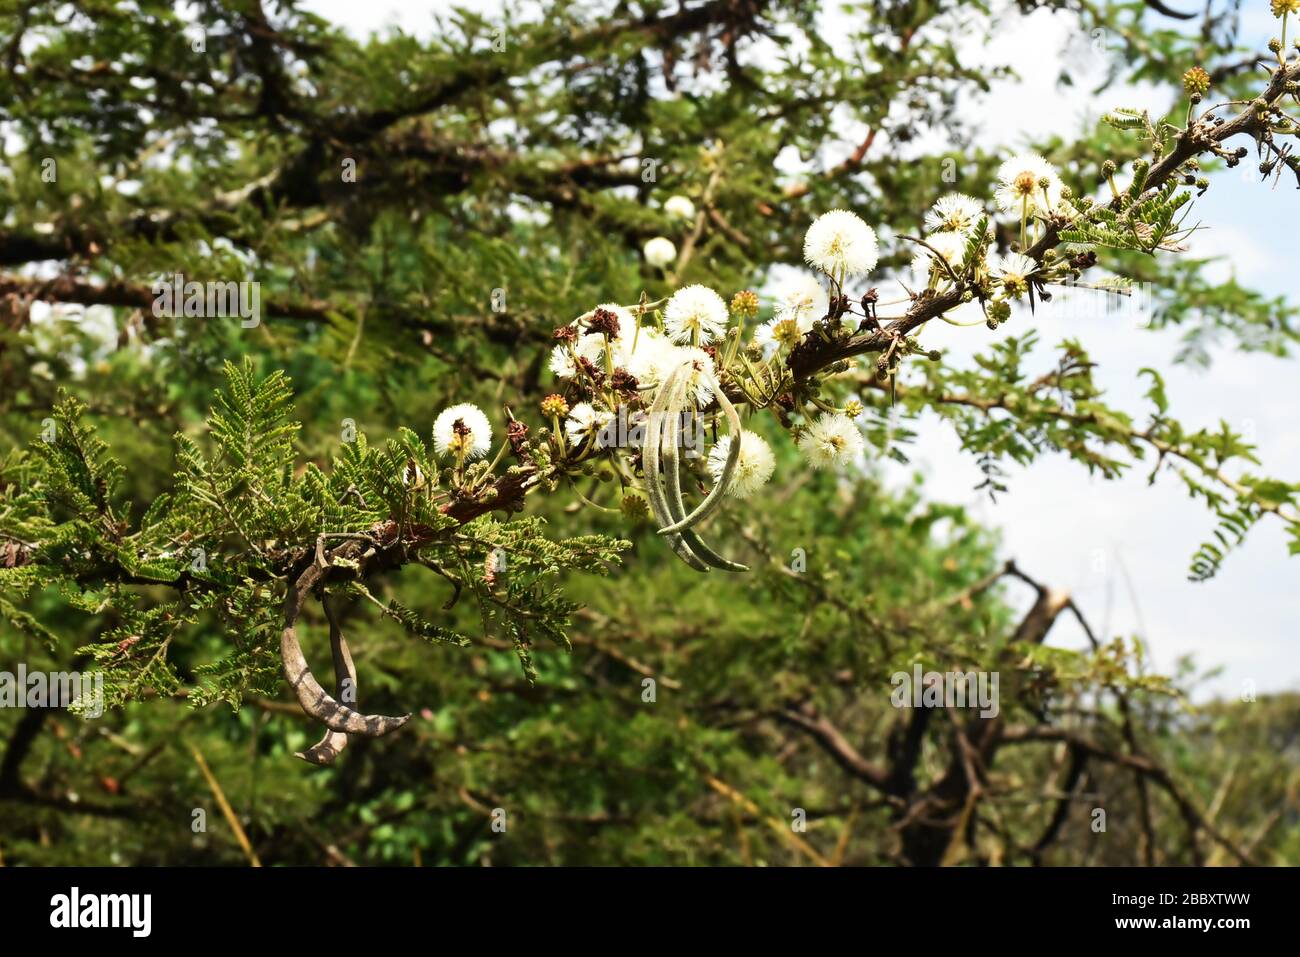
[
  {"left": 438, "top": 168, "right": 1089, "bottom": 511},
  {"left": 907, "top": 153, "right": 1067, "bottom": 303},
  {"left": 599, "top": 210, "right": 888, "bottom": 486},
  {"left": 548, "top": 299, "right": 720, "bottom": 408}
]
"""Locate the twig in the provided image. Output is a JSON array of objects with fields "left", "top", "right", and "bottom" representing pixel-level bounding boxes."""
[{"left": 189, "top": 743, "right": 262, "bottom": 867}]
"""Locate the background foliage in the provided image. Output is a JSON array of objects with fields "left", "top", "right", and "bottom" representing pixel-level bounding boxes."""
[{"left": 0, "top": 0, "right": 1296, "bottom": 866}]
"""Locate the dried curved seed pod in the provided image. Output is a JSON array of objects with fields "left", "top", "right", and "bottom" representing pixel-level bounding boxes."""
[
  {"left": 660, "top": 370, "right": 748, "bottom": 573},
  {"left": 656, "top": 365, "right": 743, "bottom": 536},
  {"left": 296, "top": 596, "right": 357, "bottom": 765},
  {"left": 281, "top": 563, "right": 411, "bottom": 736},
  {"left": 642, "top": 365, "right": 711, "bottom": 572}
]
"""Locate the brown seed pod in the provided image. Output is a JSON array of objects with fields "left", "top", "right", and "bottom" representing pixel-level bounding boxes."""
[
  {"left": 281, "top": 561, "right": 410, "bottom": 742},
  {"left": 295, "top": 596, "right": 358, "bottom": 766}
]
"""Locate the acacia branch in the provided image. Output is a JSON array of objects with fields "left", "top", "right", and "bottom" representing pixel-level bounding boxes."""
[
  {"left": 1000, "top": 724, "right": 1254, "bottom": 866},
  {"left": 902, "top": 383, "right": 1300, "bottom": 528},
  {"left": 785, "top": 56, "right": 1300, "bottom": 386},
  {"left": 0, "top": 0, "right": 762, "bottom": 268},
  {"left": 0, "top": 273, "right": 552, "bottom": 350},
  {"left": 0, "top": 274, "right": 332, "bottom": 321},
  {"left": 773, "top": 705, "right": 892, "bottom": 791}
]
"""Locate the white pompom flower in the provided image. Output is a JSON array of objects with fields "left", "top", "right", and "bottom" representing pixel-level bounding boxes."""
[
  {"left": 924, "top": 193, "right": 986, "bottom": 235},
  {"left": 664, "top": 195, "right": 696, "bottom": 221},
  {"left": 548, "top": 332, "right": 609, "bottom": 379},
  {"left": 565, "top": 402, "right": 614, "bottom": 445},
  {"left": 663, "top": 284, "right": 729, "bottom": 344},
  {"left": 909, "top": 231, "right": 969, "bottom": 285},
  {"left": 753, "top": 274, "right": 829, "bottom": 352},
  {"left": 625, "top": 327, "right": 675, "bottom": 386},
  {"left": 665, "top": 345, "right": 716, "bottom": 407},
  {"left": 798, "top": 413, "right": 865, "bottom": 470},
  {"left": 548, "top": 343, "right": 578, "bottom": 379},
  {"left": 754, "top": 316, "right": 808, "bottom": 354},
  {"left": 434, "top": 403, "right": 492, "bottom": 460},
  {"left": 989, "top": 252, "right": 1039, "bottom": 298},
  {"left": 803, "top": 209, "right": 879, "bottom": 278},
  {"left": 994, "top": 153, "right": 1063, "bottom": 215},
  {"left": 774, "top": 274, "right": 829, "bottom": 326},
  {"left": 643, "top": 236, "right": 677, "bottom": 269},
  {"left": 708, "top": 430, "right": 776, "bottom": 499}
]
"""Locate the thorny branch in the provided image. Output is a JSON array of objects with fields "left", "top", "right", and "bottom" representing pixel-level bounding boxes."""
[
  {"left": 786, "top": 56, "right": 1300, "bottom": 388},
  {"left": 773, "top": 558, "right": 1277, "bottom": 865}
]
